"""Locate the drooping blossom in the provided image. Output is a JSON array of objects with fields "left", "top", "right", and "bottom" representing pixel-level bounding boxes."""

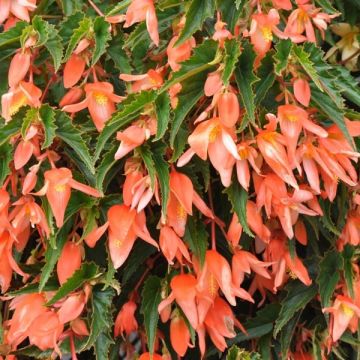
[
  {"left": 114, "top": 300, "right": 138, "bottom": 338},
  {"left": 120, "top": 68, "right": 164, "bottom": 92},
  {"left": 57, "top": 241, "right": 83, "bottom": 285},
  {"left": 167, "top": 36, "right": 196, "bottom": 71},
  {"left": 0, "top": 0, "right": 37, "bottom": 24},
  {"left": 8, "top": 50, "right": 31, "bottom": 88},
  {"left": 62, "top": 82, "right": 124, "bottom": 131},
  {"left": 170, "top": 312, "right": 192, "bottom": 357}
]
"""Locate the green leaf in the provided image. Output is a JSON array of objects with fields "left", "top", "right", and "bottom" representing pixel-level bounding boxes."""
[
  {"left": 0, "top": 143, "right": 12, "bottom": 186},
  {"left": 0, "top": 113, "right": 23, "bottom": 146},
  {"left": 161, "top": 39, "right": 219, "bottom": 93},
  {"left": 234, "top": 41, "right": 259, "bottom": 124},
  {"left": 184, "top": 216, "right": 209, "bottom": 266},
  {"left": 255, "top": 51, "right": 276, "bottom": 105},
  {"left": 0, "top": 21, "right": 27, "bottom": 48},
  {"left": 141, "top": 276, "right": 162, "bottom": 354},
  {"left": 55, "top": 111, "right": 95, "bottom": 174},
  {"left": 226, "top": 345, "right": 253, "bottom": 360},
  {"left": 64, "top": 17, "right": 92, "bottom": 61},
  {"left": 153, "top": 147, "right": 170, "bottom": 217},
  {"left": 61, "top": 0, "right": 84, "bottom": 16},
  {"left": 315, "top": 0, "right": 338, "bottom": 13},
  {"left": 82, "top": 286, "right": 115, "bottom": 351},
  {"left": 47, "top": 262, "right": 99, "bottom": 305},
  {"left": 21, "top": 108, "right": 38, "bottom": 138},
  {"left": 8, "top": 280, "right": 58, "bottom": 296},
  {"left": 95, "top": 91, "right": 157, "bottom": 161},
  {"left": 31, "top": 16, "right": 50, "bottom": 47},
  {"left": 332, "top": 65, "right": 360, "bottom": 107},
  {"left": 176, "top": 0, "right": 215, "bottom": 45},
  {"left": 39, "top": 104, "right": 57, "bottom": 149},
  {"left": 44, "top": 24, "right": 64, "bottom": 72},
  {"left": 292, "top": 45, "right": 323, "bottom": 91},
  {"left": 95, "top": 145, "right": 118, "bottom": 193},
  {"left": 274, "top": 282, "right": 317, "bottom": 337},
  {"left": 224, "top": 181, "right": 254, "bottom": 237},
  {"left": 92, "top": 17, "right": 111, "bottom": 65},
  {"left": 280, "top": 310, "right": 302, "bottom": 359},
  {"left": 222, "top": 39, "right": 241, "bottom": 86},
  {"left": 59, "top": 11, "right": 85, "bottom": 44},
  {"left": 319, "top": 198, "right": 342, "bottom": 237},
  {"left": 311, "top": 87, "right": 353, "bottom": 148},
  {"left": 342, "top": 245, "right": 355, "bottom": 298},
  {"left": 107, "top": 34, "right": 133, "bottom": 74},
  {"left": 94, "top": 332, "right": 114, "bottom": 360},
  {"left": 274, "top": 39, "right": 293, "bottom": 75},
  {"left": 217, "top": 0, "right": 245, "bottom": 33},
  {"left": 138, "top": 145, "right": 156, "bottom": 190},
  {"left": 154, "top": 92, "right": 171, "bottom": 141}
]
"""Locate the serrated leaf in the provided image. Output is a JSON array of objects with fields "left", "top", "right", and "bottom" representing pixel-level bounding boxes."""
[
  {"left": 0, "top": 20, "right": 27, "bottom": 48},
  {"left": 311, "top": 87, "right": 353, "bottom": 147},
  {"left": 82, "top": 286, "right": 115, "bottom": 351},
  {"left": 94, "top": 332, "right": 114, "bottom": 360},
  {"left": 107, "top": 34, "right": 133, "bottom": 74},
  {"left": 255, "top": 51, "right": 276, "bottom": 105},
  {"left": 315, "top": 0, "right": 338, "bottom": 13},
  {"left": 44, "top": 24, "right": 64, "bottom": 72},
  {"left": 217, "top": 0, "right": 245, "bottom": 33},
  {"left": 39, "top": 104, "right": 57, "bottom": 149},
  {"left": 184, "top": 217, "right": 208, "bottom": 266},
  {"left": 32, "top": 16, "right": 49, "bottom": 47},
  {"left": 0, "top": 112, "right": 23, "bottom": 146},
  {"left": 138, "top": 145, "right": 156, "bottom": 190},
  {"left": 176, "top": 0, "right": 215, "bottom": 45},
  {"left": 92, "top": 17, "right": 111, "bottom": 65},
  {"left": 224, "top": 181, "right": 254, "bottom": 237},
  {"left": 274, "top": 39, "right": 293, "bottom": 75},
  {"left": 161, "top": 39, "right": 219, "bottom": 93},
  {"left": 95, "top": 144, "right": 118, "bottom": 192},
  {"left": 141, "top": 276, "right": 162, "bottom": 354},
  {"left": 316, "top": 250, "right": 344, "bottom": 308},
  {"left": 222, "top": 39, "right": 241, "bottom": 86},
  {"left": 274, "top": 282, "right": 317, "bottom": 337},
  {"left": 59, "top": 11, "right": 85, "bottom": 43},
  {"left": 234, "top": 41, "right": 259, "bottom": 124},
  {"left": 292, "top": 45, "right": 323, "bottom": 91},
  {"left": 332, "top": 65, "right": 360, "bottom": 107},
  {"left": 153, "top": 147, "right": 170, "bottom": 217},
  {"left": 342, "top": 245, "right": 355, "bottom": 298},
  {"left": 64, "top": 17, "right": 92, "bottom": 61},
  {"left": 95, "top": 91, "right": 157, "bottom": 161},
  {"left": 280, "top": 310, "right": 302, "bottom": 359},
  {"left": 0, "top": 143, "right": 12, "bottom": 186},
  {"left": 55, "top": 111, "right": 95, "bottom": 174},
  {"left": 61, "top": 0, "right": 84, "bottom": 16},
  {"left": 47, "top": 262, "right": 99, "bottom": 305},
  {"left": 21, "top": 108, "right": 38, "bottom": 138},
  {"left": 154, "top": 91, "right": 171, "bottom": 141}
]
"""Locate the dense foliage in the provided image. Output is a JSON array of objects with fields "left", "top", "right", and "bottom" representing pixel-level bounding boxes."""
[{"left": 0, "top": 0, "right": 360, "bottom": 359}]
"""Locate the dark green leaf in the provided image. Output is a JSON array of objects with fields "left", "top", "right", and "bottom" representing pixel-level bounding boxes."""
[
  {"left": 255, "top": 51, "right": 276, "bottom": 105},
  {"left": 224, "top": 181, "right": 254, "bottom": 237},
  {"left": 92, "top": 17, "right": 111, "bottom": 65},
  {"left": 55, "top": 111, "right": 95, "bottom": 174},
  {"left": 0, "top": 143, "right": 12, "bottom": 186},
  {"left": 154, "top": 92, "right": 171, "bottom": 141},
  {"left": 222, "top": 39, "right": 241, "bottom": 86},
  {"left": 274, "top": 39, "right": 292, "bottom": 75},
  {"left": 31, "top": 16, "right": 49, "bottom": 47},
  {"left": 138, "top": 145, "right": 156, "bottom": 189},
  {"left": 176, "top": 0, "right": 215, "bottom": 45},
  {"left": 39, "top": 104, "right": 57, "bottom": 149},
  {"left": 342, "top": 245, "right": 355, "bottom": 298},
  {"left": 21, "top": 107, "right": 38, "bottom": 138},
  {"left": 153, "top": 147, "right": 170, "bottom": 217},
  {"left": 47, "top": 262, "right": 99, "bottom": 305},
  {"left": 0, "top": 113, "right": 23, "bottom": 146},
  {"left": 184, "top": 217, "right": 208, "bottom": 266},
  {"left": 235, "top": 41, "right": 259, "bottom": 124},
  {"left": 94, "top": 332, "right": 114, "bottom": 360},
  {"left": 96, "top": 144, "right": 118, "bottom": 192},
  {"left": 141, "top": 276, "right": 162, "bottom": 354},
  {"left": 274, "top": 282, "right": 317, "bottom": 337},
  {"left": 280, "top": 310, "right": 302, "bottom": 359},
  {"left": 44, "top": 24, "right": 64, "bottom": 72},
  {"left": 0, "top": 21, "right": 27, "bottom": 49}
]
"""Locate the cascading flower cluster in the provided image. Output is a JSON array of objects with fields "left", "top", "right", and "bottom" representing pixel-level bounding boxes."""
[{"left": 0, "top": 0, "right": 359, "bottom": 359}]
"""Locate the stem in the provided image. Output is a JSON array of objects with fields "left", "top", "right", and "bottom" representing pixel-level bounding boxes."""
[
  {"left": 88, "top": 0, "right": 104, "bottom": 16},
  {"left": 340, "top": 48, "right": 360, "bottom": 65}
]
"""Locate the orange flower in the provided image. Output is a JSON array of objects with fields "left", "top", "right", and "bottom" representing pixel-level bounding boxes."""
[
  {"left": 178, "top": 117, "right": 239, "bottom": 187},
  {"left": 323, "top": 295, "right": 360, "bottom": 342},
  {"left": 159, "top": 225, "right": 190, "bottom": 264},
  {"left": 218, "top": 92, "right": 240, "bottom": 128},
  {"left": 57, "top": 288, "right": 89, "bottom": 324},
  {"left": 293, "top": 78, "right": 311, "bottom": 107},
  {"left": 166, "top": 170, "right": 213, "bottom": 237},
  {"left": 167, "top": 36, "right": 196, "bottom": 71},
  {"left": 107, "top": 204, "right": 158, "bottom": 269},
  {"left": 124, "top": 0, "right": 159, "bottom": 46},
  {"left": 1, "top": 81, "right": 41, "bottom": 122},
  {"left": 57, "top": 241, "right": 83, "bottom": 285},
  {"left": 62, "top": 82, "right": 124, "bottom": 131},
  {"left": 8, "top": 50, "right": 31, "bottom": 88},
  {"left": 0, "top": 0, "right": 37, "bottom": 23},
  {"left": 139, "top": 353, "right": 162, "bottom": 360},
  {"left": 120, "top": 69, "right": 164, "bottom": 92},
  {"left": 36, "top": 168, "right": 101, "bottom": 228},
  {"left": 114, "top": 300, "right": 138, "bottom": 338},
  {"left": 170, "top": 312, "right": 191, "bottom": 357},
  {"left": 158, "top": 273, "right": 199, "bottom": 329}
]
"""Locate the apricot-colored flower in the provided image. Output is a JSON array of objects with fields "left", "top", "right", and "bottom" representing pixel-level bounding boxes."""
[
  {"left": 36, "top": 168, "right": 101, "bottom": 228},
  {"left": 218, "top": 92, "right": 240, "bottom": 128},
  {"left": 120, "top": 69, "right": 164, "bottom": 92},
  {"left": 1, "top": 81, "right": 41, "bottom": 122},
  {"left": 107, "top": 204, "right": 158, "bottom": 269},
  {"left": 124, "top": 0, "right": 159, "bottom": 46},
  {"left": 167, "top": 36, "right": 196, "bottom": 71},
  {"left": 114, "top": 300, "right": 138, "bottom": 338},
  {"left": 62, "top": 82, "right": 124, "bottom": 131},
  {"left": 323, "top": 295, "right": 360, "bottom": 342},
  {"left": 57, "top": 241, "right": 83, "bottom": 285},
  {"left": 8, "top": 50, "right": 31, "bottom": 88},
  {"left": 0, "top": 0, "right": 37, "bottom": 23},
  {"left": 170, "top": 313, "right": 191, "bottom": 357}
]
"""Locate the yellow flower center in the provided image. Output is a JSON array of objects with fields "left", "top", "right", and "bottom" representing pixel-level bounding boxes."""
[
  {"left": 93, "top": 92, "right": 108, "bottom": 105},
  {"left": 261, "top": 132, "right": 277, "bottom": 144},
  {"left": 54, "top": 184, "right": 66, "bottom": 192},
  {"left": 114, "top": 239, "right": 123, "bottom": 248},
  {"left": 238, "top": 147, "right": 249, "bottom": 160},
  {"left": 9, "top": 95, "right": 27, "bottom": 116},
  {"left": 261, "top": 27, "right": 273, "bottom": 42},
  {"left": 177, "top": 204, "right": 187, "bottom": 219},
  {"left": 208, "top": 274, "right": 217, "bottom": 297},
  {"left": 286, "top": 114, "right": 298, "bottom": 122},
  {"left": 341, "top": 303, "right": 354, "bottom": 318},
  {"left": 209, "top": 125, "right": 221, "bottom": 143}
]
